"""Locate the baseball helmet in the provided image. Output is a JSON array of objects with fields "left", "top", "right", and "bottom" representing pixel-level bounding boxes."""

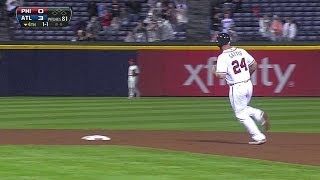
[
  {"left": 128, "top": 59, "right": 135, "bottom": 63},
  {"left": 216, "top": 33, "right": 231, "bottom": 47}
]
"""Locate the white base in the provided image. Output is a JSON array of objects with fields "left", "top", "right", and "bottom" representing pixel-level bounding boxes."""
[{"left": 81, "top": 135, "right": 111, "bottom": 141}]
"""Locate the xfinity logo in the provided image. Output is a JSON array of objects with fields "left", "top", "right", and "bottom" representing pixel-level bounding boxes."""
[
  {"left": 183, "top": 57, "right": 224, "bottom": 93},
  {"left": 183, "top": 57, "right": 296, "bottom": 93},
  {"left": 251, "top": 58, "right": 296, "bottom": 93}
]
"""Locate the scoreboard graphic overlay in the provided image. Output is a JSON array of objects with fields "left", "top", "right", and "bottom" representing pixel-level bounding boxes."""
[{"left": 16, "top": 7, "right": 72, "bottom": 27}]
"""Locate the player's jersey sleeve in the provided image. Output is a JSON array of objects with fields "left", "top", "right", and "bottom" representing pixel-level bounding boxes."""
[
  {"left": 216, "top": 55, "right": 227, "bottom": 73},
  {"left": 243, "top": 49, "right": 255, "bottom": 66}
]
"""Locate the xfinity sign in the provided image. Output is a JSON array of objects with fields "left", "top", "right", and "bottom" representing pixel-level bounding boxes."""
[{"left": 183, "top": 57, "right": 296, "bottom": 94}]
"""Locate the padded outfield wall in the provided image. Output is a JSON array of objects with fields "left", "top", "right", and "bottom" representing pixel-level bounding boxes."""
[{"left": 0, "top": 45, "right": 319, "bottom": 96}]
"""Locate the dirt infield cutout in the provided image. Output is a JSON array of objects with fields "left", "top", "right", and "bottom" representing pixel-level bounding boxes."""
[{"left": 0, "top": 130, "right": 319, "bottom": 166}]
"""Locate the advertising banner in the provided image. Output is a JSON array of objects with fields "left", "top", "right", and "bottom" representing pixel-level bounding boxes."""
[{"left": 139, "top": 50, "right": 320, "bottom": 96}]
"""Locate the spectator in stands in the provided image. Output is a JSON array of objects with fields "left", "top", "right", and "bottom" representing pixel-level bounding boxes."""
[
  {"left": 86, "top": 16, "right": 100, "bottom": 41},
  {"left": 221, "top": 12, "right": 234, "bottom": 33},
  {"left": 152, "top": 2, "right": 163, "bottom": 18},
  {"left": 133, "top": 22, "right": 147, "bottom": 42},
  {"left": 88, "top": 0, "right": 98, "bottom": 18},
  {"left": 175, "top": 0, "right": 188, "bottom": 32},
  {"left": 175, "top": 0, "right": 187, "bottom": 11},
  {"left": 126, "top": 0, "right": 142, "bottom": 22},
  {"left": 144, "top": 12, "right": 155, "bottom": 24},
  {"left": 145, "top": 19, "right": 160, "bottom": 42},
  {"left": 119, "top": 7, "right": 129, "bottom": 25},
  {"left": 270, "top": 15, "right": 283, "bottom": 41},
  {"left": 111, "top": 17, "right": 121, "bottom": 34},
  {"left": 6, "top": 0, "right": 22, "bottom": 19},
  {"left": 72, "top": 20, "right": 88, "bottom": 41},
  {"left": 124, "top": 31, "right": 135, "bottom": 42},
  {"left": 97, "top": 4, "right": 106, "bottom": 18},
  {"left": 147, "top": 0, "right": 158, "bottom": 8},
  {"left": 111, "top": 0, "right": 121, "bottom": 18},
  {"left": 259, "top": 14, "right": 271, "bottom": 38},
  {"left": 74, "top": 20, "right": 87, "bottom": 32},
  {"left": 210, "top": 13, "right": 221, "bottom": 42},
  {"left": 164, "top": 2, "right": 178, "bottom": 32},
  {"left": 101, "top": 9, "right": 113, "bottom": 35},
  {"left": 158, "top": 16, "right": 175, "bottom": 41},
  {"left": 283, "top": 18, "right": 297, "bottom": 41},
  {"left": 75, "top": 30, "right": 87, "bottom": 41},
  {"left": 6, "top": 0, "right": 22, "bottom": 39},
  {"left": 208, "top": 3, "right": 221, "bottom": 37},
  {"left": 6, "top": 0, "right": 19, "bottom": 17}
]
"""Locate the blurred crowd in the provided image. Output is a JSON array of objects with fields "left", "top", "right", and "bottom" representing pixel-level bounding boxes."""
[
  {"left": 259, "top": 14, "right": 297, "bottom": 42},
  {"left": 1, "top": 0, "right": 299, "bottom": 42},
  {"left": 210, "top": 0, "right": 298, "bottom": 42},
  {"left": 73, "top": 0, "right": 188, "bottom": 42},
  {"left": 0, "top": 0, "right": 24, "bottom": 39},
  {"left": 1, "top": 0, "right": 23, "bottom": 23},
  {"left": 209, "top": 0, "right": 241, "bottom": 43}
]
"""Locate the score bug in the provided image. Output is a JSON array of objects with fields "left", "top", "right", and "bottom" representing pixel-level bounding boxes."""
[{"left": 16, "top": 7, "right": 72, "bottom": 27}]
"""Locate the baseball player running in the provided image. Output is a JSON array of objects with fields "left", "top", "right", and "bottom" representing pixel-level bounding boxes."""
[
  {"left": 214, "top": 33, "right": 270, "bottom": 145},
  {"left": 128, "top": 59, "right": 140, "bottom": 99}
]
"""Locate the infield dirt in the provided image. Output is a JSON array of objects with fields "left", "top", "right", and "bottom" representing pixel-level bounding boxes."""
[{"left": 0, "top": 130, "right": 319, "bottom": 166}]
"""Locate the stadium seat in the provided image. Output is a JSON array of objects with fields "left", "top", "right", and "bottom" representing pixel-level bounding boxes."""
[
  {"left": 13, "top": 0, "right": 318, "bottom": 42},
  {"left": 229, "top": 0, "right": 320, "bottom": 41}
]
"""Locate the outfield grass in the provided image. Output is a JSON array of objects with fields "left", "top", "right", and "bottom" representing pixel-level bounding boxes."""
[
  {"left": 0, "top": 97, "right": 319, "bottom": 132},
  {"left": 0, "top": 145, "right": 319, "bottom": 180},
  {"left": 0, "top": 97, "right": 319, "bottom": 179}
]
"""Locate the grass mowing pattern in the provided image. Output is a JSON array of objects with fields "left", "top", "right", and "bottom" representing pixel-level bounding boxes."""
[
  {"left": 0, "top": 97, "right": 319, "bottom": 179},
  {"left": 0, "top": 97, "right": 319, "bottom": 132},
  {"left": 0, "top": 145, "right": 319, "bottom": 180}
]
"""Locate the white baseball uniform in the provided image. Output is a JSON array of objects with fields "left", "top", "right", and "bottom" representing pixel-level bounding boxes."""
[
  {"left": 128, "top": 64, "right": 140, "bottom": 98},
  {"left": 216, "top": 47, "right": 266, "bottom": 142}
]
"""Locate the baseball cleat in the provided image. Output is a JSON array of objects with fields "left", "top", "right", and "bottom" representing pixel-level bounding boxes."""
[
  {"left": 248, "top": 139, "right": 267, "bottom": 145},
  {"left": 261, "top": 112, "right": 270, "bottom": 131}
]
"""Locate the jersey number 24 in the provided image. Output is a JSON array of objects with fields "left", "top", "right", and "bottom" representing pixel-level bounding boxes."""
[{"left": 232, "top": 58, "right": 248, "bottom": 74}]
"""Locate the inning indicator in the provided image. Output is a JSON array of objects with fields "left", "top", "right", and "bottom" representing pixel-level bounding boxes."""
[{"left": 16, "top": 7, "right": 72, "bottom": 27}]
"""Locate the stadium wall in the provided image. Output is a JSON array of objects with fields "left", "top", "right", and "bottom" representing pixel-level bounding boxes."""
[
  {"left": 0, "top": 49, "right": 136, "bottom": 96},
  {"left": 0, "top": 45, "right": 319, "bottom": 96},
  {"left": 138, "top": 49, "right": 320, "bottom": 96}
]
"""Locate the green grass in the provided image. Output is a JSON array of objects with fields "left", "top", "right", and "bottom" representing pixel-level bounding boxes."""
[
  {"left": 0, "top": 97, "right": 319, "bottom": 132},
  {"left": 0, "top": 145, "right": 318, "bottom": 180},
  {"left": 0, "top": 97, "right": 319, "bottom": 179}
]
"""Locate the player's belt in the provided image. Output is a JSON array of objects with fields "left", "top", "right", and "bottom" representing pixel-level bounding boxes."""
[{"left": 229, "top": 79, "right": 250, "bottom": 86}]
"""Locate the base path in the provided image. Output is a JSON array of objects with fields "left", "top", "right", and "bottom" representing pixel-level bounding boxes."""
[{"left": 0, "top": 130, "right": 319, "bottom": 166}]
